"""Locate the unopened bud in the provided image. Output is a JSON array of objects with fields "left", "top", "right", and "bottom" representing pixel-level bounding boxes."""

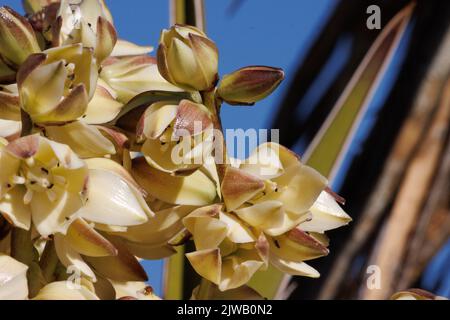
[
  {"left": 0, "top": 6, "right": 41, "bottom": 67},
  {"left": 217, "top": 66, "right": 284, "bottom": 105},
  {"left": 157, "top": 24, "right": 218, "bottom": 91}
]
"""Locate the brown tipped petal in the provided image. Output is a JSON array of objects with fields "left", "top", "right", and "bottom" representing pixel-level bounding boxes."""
[
  {"left": 132, "top": 157, "right": 217, "bottom": 206},
  {"left": 186, "top": 249, "right": 221, "bottom": 285},
  {"left": 217, "top": 66, "right": 284, "bottom": 105},
  {"left": 95, "top": 16, "right": 117, "bottom": 63},
  {"left": 5, "top": 134, "right": 39, "bottom": 159},
  {"left": 173, "top": 100, "right": 212, "bottom": 137},
  {"left": 66, "top": 218, "right": 117, "bottom": 257},
  {"left": 83, "top": 237, "right": 148, "bottom": 282},
  {"left": 0, "top": 6, "right": 40, "bottom": 66},
  {"left": 221, "top": 167, "right": 265, "bottom": 211}
]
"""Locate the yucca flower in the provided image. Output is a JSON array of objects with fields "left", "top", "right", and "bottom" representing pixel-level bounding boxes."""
[
  {"left": 136, "top": 99, "right": 214, "bottom": 174},
  {"left": 158, "top": 24, "right": 218, "bottom": 91},
  {"left": 220, "top": 143, "right": 351, "bottom": 278},
  {"left": 183, "top": 204, "right": 269, "bottom": 291},
  {"left": 18, "top": 44, "right": 97, "bottom": 124},
  {"left": 53, "top": 0, "right": 116, "bottom": 63},
  {"left": 0, "top": 135, "right": 88, "bottom": 236}
]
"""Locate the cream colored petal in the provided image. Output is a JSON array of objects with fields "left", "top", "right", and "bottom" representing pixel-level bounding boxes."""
[
  {"left": 84, "top": 158, "right": 153, "bottom": 219},
  {"left": 20, "top": 61, "right": 66, "bottom": 116},
  {"left": 119, "top": 239, "right": 176, "bottom": 260},
  {"left": 219, "top": 212, "right": 255, "bottom": 244},
  {"left": 83, "top": 236, "right": 148, "bottom": 282},
  {"left": 254, "top": 165, "right": 327, "bottom": 215},
  {"left": 83, "top": 81, "right": 123, "bottom": 124},
  {"left": 76, "top": 169, "right": 148, "bottom": 227},
  {"left": 270, "top": 254, "right": 320, "bottom": 278},
  {"left": 267, "top": 210, "right": 311, "bottom": 237},
  {"left": 240, "top": 143, "right": 283, "bottom": 179},
  {"left": 139, "top": 102, "right": 178, "bottom": 140},
  {"left": 183, "top": 205, "right": 228, "bottom": 250},
  {"left": 120, "top": 205, "right": 196, "bottom": 244},
  {"left": 299, "top": 191, "right": 352, "bottom": 233},
  {"left": 45, "top": 121, "right": 116, "bottom": 158},
  {"left": 132, "top": 157, "right": 217, "bottom": 206},
  {"left": 0, "top": 187, "right": 31, "bottom": 230},
  {"left": 0, "top": 254, "right": 28, "bottom": 300},
  {"left": 0, "top": 119, "right": 21, "bottom": 141},
  {"left": 219, "top": 254, "right": 264, "bottom": 291},
  {"left": 66, "top": 218, "right": 117, "bottom": 257},
  {"left": 234, "top": 201, "right": 284, "bottom": 232},
  {"left": 269, "top": 228, "right": 329, "bottom": 263},
  {"left": 54, "top": 233, "right": 96, "bottom": 280},
  {"left": 33, "top": 281, "right": 99, "bottom": 300},
  {"left": 221, "top": 167, "right": 265, "bottom": 211},
  {"left": 111, "top": 39, "right": 153, "bottom": 57},
  {"left": 0, "top": 148, "right": 21, "bottom": 185},
  {"left": 94, "top": 16, "right": 117, "bottom": 63},
  {"left": 186, "top": 248, "right": 221, "bottom": 285},
  {"left": 30, "top": 187, "right": 83, "bottom": 236}
]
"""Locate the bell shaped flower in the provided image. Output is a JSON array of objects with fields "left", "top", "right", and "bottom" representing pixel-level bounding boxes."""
[
  {"left": 137, "top": 99, "right": 214, "bottom": 174},
  {"left": 222, "top": 143, "right": 328, "bottom": 236},
  {"left": 17, "top": 44, "right": 98, "bottom": 124},
  {"left": 158, "top": 24, "right": 218, "bottom": 91},
  {"left": 0, "top": 135, "right": 88, "bottom": 236},
  {"left": 53, "top": 0, "right": 116, "bottom": 63},
  {"left": 183, "top": 205, "right": 268, "bottom": 291}
]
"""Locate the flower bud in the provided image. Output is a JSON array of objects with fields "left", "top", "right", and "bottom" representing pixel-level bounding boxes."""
[
  {"left": 157, "top": 24, "right": 218, "bottom": 91},
  {"left": 0, "top": 6, "right": 41, "bottom": 67},
  {"left": 217, "top": 66, "right": 284, "bottom": 105}
]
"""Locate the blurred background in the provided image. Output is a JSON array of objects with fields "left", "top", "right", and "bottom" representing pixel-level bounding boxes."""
[{"left": 4, "top": 0, "right": 449, "bottom": 299}]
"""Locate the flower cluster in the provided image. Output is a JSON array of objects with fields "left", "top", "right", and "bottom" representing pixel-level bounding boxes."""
[{"left": 0, "top": 0, "right": 350, "bottom": 300}]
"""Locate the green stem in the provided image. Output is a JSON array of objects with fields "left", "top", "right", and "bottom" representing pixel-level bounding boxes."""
[
  {"left": 202, "top": 89, "right": 227, "bottom": 183},
  {"left": 197, "top": 278, "right": 212, "bottom": 300},
  {"left": 11, "top": 227, "right": 34, "bottom": 265},
  {"left": 11, "top": 227, "right": 46, "bottom": 298},
  {"left": 39, "top": 240, "right": 59, "bottom": 283}
]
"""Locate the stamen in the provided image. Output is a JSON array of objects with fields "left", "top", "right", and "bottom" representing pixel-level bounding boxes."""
[
  {"left": 46, "top": 190, "right": 57, "bottom": 202},
  {"left": 23, "top": 189, "right": 34, "bottom": 205},
  {"left": 25, "top": 157, "right": 35, "bottom": 167},
  {"left": 11, "top": 176, "right": 26, "bottom": 185}
]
